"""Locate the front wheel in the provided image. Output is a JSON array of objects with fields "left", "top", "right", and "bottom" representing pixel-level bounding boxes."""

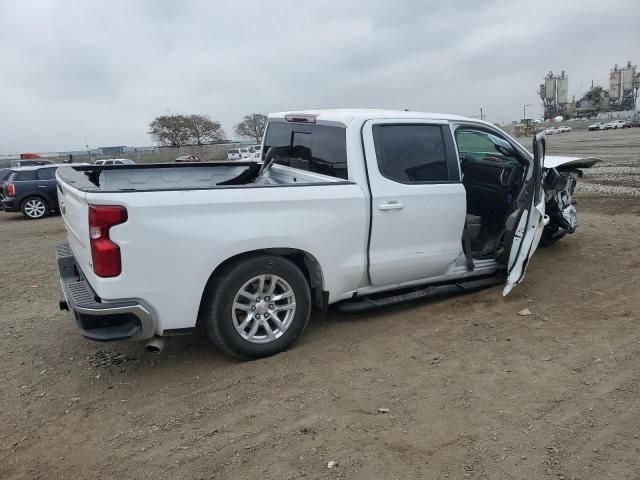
[
  {"left": 201, "top": 255, "right": 312, "bottom": 359},
  {"left": 21, "top": 197, "right": 49, "bottom": 219}
]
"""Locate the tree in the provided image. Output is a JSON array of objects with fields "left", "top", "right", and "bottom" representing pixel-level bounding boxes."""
[
  {"left": 185, "top": 114, "right": 227, "bottom": 146},
  {"left": 235, "top": 113, "right": 268, "bottom": 143},
  {"left": 148, "top": 114, "right": 227, "bottom": 147},
  {"left": 148, "top": 115, "right": 191, "bottom": 147}
]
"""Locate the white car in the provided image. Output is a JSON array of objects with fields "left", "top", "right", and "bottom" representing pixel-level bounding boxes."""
[
  {"left": 97, "top": 158, "right": 136, "bottom": 166},
  {"left": 55, "top": 109, "right": 599, "bottom": 359},
  {"left": 544, "top": 127, "right": 560, "bottom": 135},
  {"left": 248, "top": 146, "right": 262, "bottom": 159},
  {"left": 558, "top": 126, "right": 571, "bottom": 133},
  {"left": 588, "top": 122, "right": 606, "bottom": 131},
  {"left": 608, "top": 120, "right": 625, "bottom": 129},
  {"left": 94, "top": 158, "right": 136, "bottom": 166},
  {"left": 227, "top": 148, "right": 242, "bottom": 161}
]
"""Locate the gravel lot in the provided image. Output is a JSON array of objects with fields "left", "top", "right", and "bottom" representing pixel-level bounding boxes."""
[{"left": 1, "top": 128, "right": 639, "bottom": 479}]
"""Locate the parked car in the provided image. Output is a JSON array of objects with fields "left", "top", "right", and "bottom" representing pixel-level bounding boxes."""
[
  {"left": 558, "top": 126, "right": 571, "bottom": 133},
  {"left": 9, "top": 159, "right": 54, "bottom": 168},
  {"left": 544, "top": 127, "right": 560, "bottom": 135},
  {"left": 607, "top": 120, "right": 626, "bottom": 129},
  {"left": 55, "top": 109, "right": 600, "bottom": 359},
  {"left": 622, "top": 118, "right": 640, "bottom": 128},
  {"left": 174, "top": 155, "right": 202, "bottom": 163},
  {"left": 2, "top": 165, "right": 64, "bottom": 219},
  {"left": 239, "top": 148, "right": 253, "bottom": 159},
  {"left": 588, "top": 122, "right": 606, "bottom": 131},
  {"left": 94, "top": 158, "right": 136, "bottom": 166},
  {"left": 247, "top": 146, "right": 262, "bottom": 159},
  {"left": 227, "top": 149, "right": 242, "bottom": 161}
]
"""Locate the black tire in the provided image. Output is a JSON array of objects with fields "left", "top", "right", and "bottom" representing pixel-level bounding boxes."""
[
  {"left": 201, "top": 255, "right": 312, "bottom": 360},
  {"left": 21, "top": 196, "right": 49, "bottom": 220}
]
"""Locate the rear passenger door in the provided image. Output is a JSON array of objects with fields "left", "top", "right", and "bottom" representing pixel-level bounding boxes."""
[
  {"left": 36, "top": 167, "right": 59, "bottom": 207},
  {"left": 363, "top": 120, "right": 466, "bottom": 287}
]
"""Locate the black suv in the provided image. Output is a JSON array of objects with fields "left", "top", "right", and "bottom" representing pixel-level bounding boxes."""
[{"left": 1, "top": 165, "right": 61, "bottom": 219}]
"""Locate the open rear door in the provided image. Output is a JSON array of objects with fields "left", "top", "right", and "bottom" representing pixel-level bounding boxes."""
[{"left": 502, "top": 133, "right": 547, "bottom": 295}]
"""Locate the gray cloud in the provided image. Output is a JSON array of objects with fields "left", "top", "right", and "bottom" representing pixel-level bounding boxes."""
[{"left": 0, "top": 0, "right": 638, "bottom": 152}]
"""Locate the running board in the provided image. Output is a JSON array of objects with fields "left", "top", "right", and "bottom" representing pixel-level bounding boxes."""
[{"left": 335, "top": 275, "right": 504, "bottom": 314}]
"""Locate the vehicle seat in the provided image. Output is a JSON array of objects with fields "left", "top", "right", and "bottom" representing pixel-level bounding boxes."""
[{"left": 465, "top": 214, "right": 482, "bottom": 240}]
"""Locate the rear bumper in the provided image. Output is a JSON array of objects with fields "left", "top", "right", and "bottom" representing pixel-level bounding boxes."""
[
  {"left": 1, "top": 197, "right": 18, "bottom": 212},
  {"left": 56, "top": 242, "right": 156, "bottom": 341}
]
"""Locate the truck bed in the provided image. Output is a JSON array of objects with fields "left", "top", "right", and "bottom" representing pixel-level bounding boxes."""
[{"left": 56, "top": 162, "right": 347, "bottom": 193}]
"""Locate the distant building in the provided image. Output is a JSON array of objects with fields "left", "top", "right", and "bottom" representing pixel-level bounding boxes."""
[{"left": 99, "top": 146, "right": 127, "bottom": 156}]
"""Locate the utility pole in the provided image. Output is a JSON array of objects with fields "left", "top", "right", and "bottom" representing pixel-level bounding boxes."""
[
  {"left": 523, "top": 104, "right": 531, "bottom": 121},
  {"left": 479, "top": 107, "right": 484, "bottom": 121}
]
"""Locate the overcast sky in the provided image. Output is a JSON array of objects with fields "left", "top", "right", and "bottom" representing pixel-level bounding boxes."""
[{"left": 1, "top": 0, "right": 638, "bottom": 153}]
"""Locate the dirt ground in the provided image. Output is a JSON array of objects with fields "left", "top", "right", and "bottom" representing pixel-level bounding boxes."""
[{"left": 1, "top": 128, "right": 639, "bottom": 480}]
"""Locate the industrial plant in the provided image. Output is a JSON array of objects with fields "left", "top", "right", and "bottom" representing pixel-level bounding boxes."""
[{"left": 539, "top": 61, "right": 639, "bottom": 119}]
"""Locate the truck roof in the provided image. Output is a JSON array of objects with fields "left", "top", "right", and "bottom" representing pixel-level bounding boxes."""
[{"left": 269, "top": 109, "right": 478, "bottom": 127}]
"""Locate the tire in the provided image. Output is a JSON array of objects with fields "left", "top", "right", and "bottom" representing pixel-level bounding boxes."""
[
  {"left": 21, "top": 196, "right": 49, "bottom": 220},
  {"left": 201, "top": 255, "right": 312, "bottom": 360}
]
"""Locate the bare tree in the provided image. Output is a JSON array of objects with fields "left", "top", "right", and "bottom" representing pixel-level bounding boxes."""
[
  {"left": 185, "top": 114, "right": 227, "bottom": 146},
  {"left": 149, "top": 114, "right": 227, "bottom": 147},
  {"left": 148, "top": 115, "right": 191, "bottom": 147},
  {"left": 235, "top": 113, "right": 268, "bottom": 143}
]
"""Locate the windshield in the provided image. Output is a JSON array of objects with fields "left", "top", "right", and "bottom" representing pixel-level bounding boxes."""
[{"left": 228, "top": 149, "right": 239, "bottom": 154}]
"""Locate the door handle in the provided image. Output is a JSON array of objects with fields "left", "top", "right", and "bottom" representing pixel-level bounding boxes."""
[{"left": 378, "top": 201, "right": 404, "bottom": 211}]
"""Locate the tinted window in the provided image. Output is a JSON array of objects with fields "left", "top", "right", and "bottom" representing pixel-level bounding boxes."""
[
  {"left": 373, "top": 125, "right": 449, "bottom": 183},
  {"left": 263, "top": 123, "right": 348, "bottom": 179},
  {"left": 16, "top": 170, "right": 37, "bottom": 181},
  {"left": 37, "top": 167, "right": 57, "bottom": 180},
  {"left": 228, "top": 149, "right": 239, "bottom": 154},
  {"left": 0, "top": 169, "right": 11, "bottom": 182}
]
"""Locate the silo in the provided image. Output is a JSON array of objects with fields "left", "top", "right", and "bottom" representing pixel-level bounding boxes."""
[
  {"left": 610, "top": 67, "right": 622, "bottom": 100},
  {"left": 622, "top": 61, "right": 636, "bottom": 91},
  {"left": 557, "top": 71, "right": 569, "bottom": 104},
  {"left": 544, "top": 74, "right": 556, "bottom": 101}
]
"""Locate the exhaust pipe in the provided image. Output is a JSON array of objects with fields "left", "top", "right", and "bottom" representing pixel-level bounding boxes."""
[{"left": 145, "top": 336, "right": 165, "bottom": 354}]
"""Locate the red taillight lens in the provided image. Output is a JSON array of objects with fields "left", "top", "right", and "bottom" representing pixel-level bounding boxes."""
[
  {"left": 88, "top": 205, "right": 128, "bottom": 277},
  {"left": 6, "top": 183, "right": 15, "bottom": 197}
]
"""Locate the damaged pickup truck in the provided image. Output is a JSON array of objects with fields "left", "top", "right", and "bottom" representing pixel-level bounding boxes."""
[{"left": 55, "top": 110, "right": 599, "bottom": 359}]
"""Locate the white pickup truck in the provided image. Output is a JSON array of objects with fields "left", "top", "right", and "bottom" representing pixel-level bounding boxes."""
[{"left": 55, "top": 109, "right": 599, "bottom": 359}]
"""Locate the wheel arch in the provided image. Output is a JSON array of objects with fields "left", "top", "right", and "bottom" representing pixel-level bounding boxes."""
[
  {"left": 20, "top": 194, "right": 50, "bottom": 209},
  {"left": 197, "top": 248, "right": 327, "bottom": 324}
]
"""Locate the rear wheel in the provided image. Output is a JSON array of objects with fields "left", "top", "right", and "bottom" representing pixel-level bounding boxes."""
[
  {"left": 21, "top": 197, "right": 48, "bottom": 219},
  {"left": 201, "top": 255, "right": 311, "bottom": 359}
]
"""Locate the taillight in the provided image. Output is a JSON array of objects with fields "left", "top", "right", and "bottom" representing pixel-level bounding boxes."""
[
  {"left": 6, "top": 183, "right": 15, "bottom": 197},
  {"left": 88, "top": 205, "right": 127, "bottom": 277}
]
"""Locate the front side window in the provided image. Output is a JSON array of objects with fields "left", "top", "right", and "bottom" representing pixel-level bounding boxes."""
[
  {"left": 263, "top": 123, "right": 348, "bottom": 180},
  {"left": 372, "top": 124, "right": 451, "bottom": 183},
  {"left": 455, "top": 129, "right": 519, "bottom": 165}
]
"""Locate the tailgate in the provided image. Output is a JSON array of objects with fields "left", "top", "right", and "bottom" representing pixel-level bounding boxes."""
[{"left": 56, "top": 178, "right": 93, "bottom": 278}]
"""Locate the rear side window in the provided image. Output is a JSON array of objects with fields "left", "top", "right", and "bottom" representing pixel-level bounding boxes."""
[
  {"left": 37, "top": 168, "right": 57, "bottom": 180},
  {"left": 263, "top": 123, "right": 348, "bottom": 180},
  {"left": 0, "top": 169, "right": 11, "bottom": 182},
  {"left": 373, "top": 124, "right": 454, "bottom": 183},
  {"left": 15, "top": 170, "right": 37, "bottom": 181}
]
